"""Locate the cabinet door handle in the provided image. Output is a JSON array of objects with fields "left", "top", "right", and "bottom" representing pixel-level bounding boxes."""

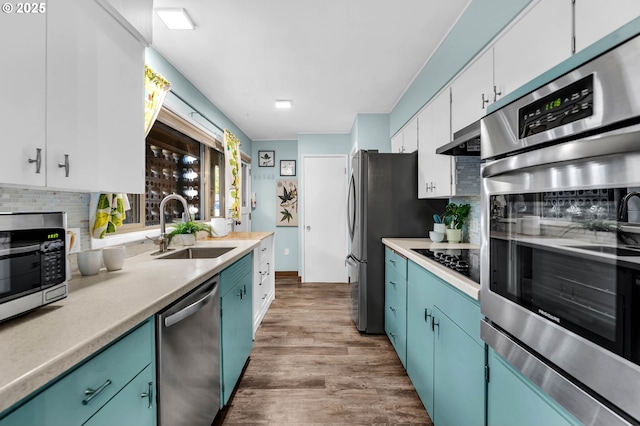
[
  {"left": 28, "top": 148, "right": 42, "bottom": 174},
  {"left": 82, "top": 379, "right": 112, "bottom": 405},
  {"left": 140, "top": 382, "right": 153, "bottom": 409},
  {"left": 266, "top": 262, "right": 270, "bottom": 276},
  {"left": 389, "top": 306, "right": 396, "bottom": 313},
  {"left": 243, "top": 284, "right": 247, "bottom": 297},
  {"left": 389, "top": 331, "right": 396, "bottom": 339},
  {"left": 58, "top": 154, "right": 70, "bottom": 177},
  {"left": 493, "top": 85, "right": 502, "bottom": 102},
  {"left": 481, "top": 93, "right": 490, "bottom": 110},
  {"left": 389, "top": 259, "right": 396, "bottom": 265},
  {"left": 238, "top": 289, "right": 243, "bottom": 300},
  {"left": 431, "top": 316, "right": 440, "bottom": 333},
  {"left": 424, "top": 308, "right": 431, "bottom": 323},
  {"left": 389, "top": 281, "right": 397, "bottom": 287}
]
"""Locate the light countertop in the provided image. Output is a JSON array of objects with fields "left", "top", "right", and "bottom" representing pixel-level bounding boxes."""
[
  {"left": 382, "top": 238, "right": 480, "bottom": 301},
  {"left": 0, "top": 232, "right": 273, "bottom": 413}
]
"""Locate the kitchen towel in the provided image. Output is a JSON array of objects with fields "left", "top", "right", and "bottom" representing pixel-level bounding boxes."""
[{"left": 90, "top": 194, "right": 131, "bottom": 239}]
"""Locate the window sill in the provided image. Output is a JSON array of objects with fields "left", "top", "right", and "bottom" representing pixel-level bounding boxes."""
[{"left": 90, "top": 228, "right": 160, "bottom": 250}]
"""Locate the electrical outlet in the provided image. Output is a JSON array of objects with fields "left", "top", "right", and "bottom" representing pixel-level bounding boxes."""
[{"left": 284, "top": 248, "right": 290, "bottom": 256}]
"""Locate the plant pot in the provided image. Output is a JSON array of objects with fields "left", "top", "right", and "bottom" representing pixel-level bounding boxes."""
[
  {"left": 445, "top": 229, "right": 462, "bottom": 244},
  {"left": 433, "top": 223, "right": 446, "bottom": 234},
  {"left": 181, "top": 234, "right": 196, "bottom": 246}
]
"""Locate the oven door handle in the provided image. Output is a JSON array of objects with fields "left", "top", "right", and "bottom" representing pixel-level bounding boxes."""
[
  {"left": 482, "top": 122, "right": 640, "bottom": 178},
  {"left": 480, "top": 320, "right": 628, "bottom": 426}
]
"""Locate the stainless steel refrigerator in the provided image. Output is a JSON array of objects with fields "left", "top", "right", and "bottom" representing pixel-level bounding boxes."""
[{"left": 346, "top": 150, "right": 445, "bottom": 334}]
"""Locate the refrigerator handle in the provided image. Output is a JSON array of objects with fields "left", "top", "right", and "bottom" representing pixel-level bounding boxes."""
[
  {"left": 347, "top": 173, "right": 356, "bottom": 240},
  {"left": 345, "top": 254, "right": 358, "bottom": 267}
]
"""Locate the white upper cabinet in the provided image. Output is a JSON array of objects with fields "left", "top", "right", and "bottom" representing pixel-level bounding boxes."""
[
  {"left": 391, "top": 132, "right": 404, "bottom": 153},
  {"left": 450, "top": 50, "right": 493, "bottom": 134},
  {"left": 0, "top": 8, "right": 47, "bottom": 187},
  {"left": 0, "top": 0, "right": 145, "bottom": 193},
  {"left": 46, "top": 0, "right": 145, "bottom": 193},
  {"left": 96, "top": 0, "right": 153, "bottom": 44},
  {"left": 574, "top": 0, "right": 640, "bottom": 52},
  {"left": 418, "top": 88, "right": 454, "bottom": 199},
  {"left": 391, "top": 118, "right": 418, "bottom": 153},
  {"left": 494, "top": 0, "right": 572, "bottom": 102}
]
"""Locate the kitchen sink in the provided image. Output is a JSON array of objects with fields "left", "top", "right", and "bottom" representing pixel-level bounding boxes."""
[
  {"left": 566, "top": 245, "right": 640, "bottom": 256},
  {"left": 157, "top": 246, "right": 235, "bottom": 259}
]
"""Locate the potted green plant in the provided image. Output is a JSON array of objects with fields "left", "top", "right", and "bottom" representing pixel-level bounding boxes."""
[
  {"left": 167, "top": 221, "right": 214, "bottom": 246},
  {"left": 442, "top": 202, "right": 471, "bottom": 243}
]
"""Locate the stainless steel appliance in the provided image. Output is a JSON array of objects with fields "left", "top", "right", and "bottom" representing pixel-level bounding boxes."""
[
  {"left": 481, "top": 31, "right": 640, "bottom": 425},
  {"left": 411, "top": 248, "right": 480, "bottom": 284},
  {"left": 0, "top": 212, "right": 67, "bottom": 322},
  {"left": 346, "top": 150, "right": 445, "bottom": 334},
  {"left": 156, "top": 275, "right": 220, "bottom": 426}
]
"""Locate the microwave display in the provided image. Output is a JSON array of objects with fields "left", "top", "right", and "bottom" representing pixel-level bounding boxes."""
[{"left": 518, "top": 74, "right": 594, "bottom": 139}]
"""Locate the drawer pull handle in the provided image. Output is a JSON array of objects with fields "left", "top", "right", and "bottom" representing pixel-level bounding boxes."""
[
  {"left": 141, "top": 382, "right": 153, "bottom": 409},
  {"left": 83, "top": 379, "right": 112, "bottom": 405},
  {"left": 424, "top": 308, "right": 431, "bottom": 323}
]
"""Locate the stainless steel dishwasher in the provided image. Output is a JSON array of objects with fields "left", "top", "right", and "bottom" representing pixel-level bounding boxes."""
[{"left": 157, "top": 275, "right": 220, "bottom": 426}]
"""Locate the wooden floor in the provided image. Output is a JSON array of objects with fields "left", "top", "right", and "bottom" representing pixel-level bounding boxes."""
[{"left": 214, "top": 277, "right": 433, "bottom": 425}]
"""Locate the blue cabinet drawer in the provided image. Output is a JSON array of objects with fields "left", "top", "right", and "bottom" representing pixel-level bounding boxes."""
[
  {"left": 1, "top": 320, "right": 154, "bottom": 426},
  {"left": 385, "top": 248, "right": 407, "bottom": 279},
  {"left": 385, "top": 266, "right": 406, "bottom": 312},
  {"left": 220, "top": 253, "right": 252, "bottom": 296}
]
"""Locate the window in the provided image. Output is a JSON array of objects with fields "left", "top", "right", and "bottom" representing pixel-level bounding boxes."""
[{"left": 118, "top": 107, "right": 227, "bottom": 233}]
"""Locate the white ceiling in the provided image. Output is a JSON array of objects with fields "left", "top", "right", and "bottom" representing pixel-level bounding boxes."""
[{"left": 151, "top": 0, "right": 471, "bottom": 141}]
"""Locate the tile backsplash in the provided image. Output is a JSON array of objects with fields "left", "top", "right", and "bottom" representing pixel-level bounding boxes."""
[
  {"left": 0, "top": 186, "right": 154, "bottom": 271},
  {"left": 450, "top": 195, "right": 480, "bottom": 245}
]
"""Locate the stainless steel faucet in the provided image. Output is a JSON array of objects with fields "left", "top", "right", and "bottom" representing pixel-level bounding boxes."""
[
  {"left": 156, "top": 194, "right": 192, "bottom": 253},
  {"left": 618, "top": 191, "right": 640, "bottom": 222}
]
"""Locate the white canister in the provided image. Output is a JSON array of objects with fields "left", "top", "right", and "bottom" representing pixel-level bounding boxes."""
[
  {"left": 103, "top": 246, "right": 126, "bottom": 271},
  {"left": 211, "top": 218, "right": 228, "bottom": 237}
]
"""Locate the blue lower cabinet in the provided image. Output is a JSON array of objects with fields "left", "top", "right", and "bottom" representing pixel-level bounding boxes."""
[
  {"left": 385, "top": 248, "right": 408, "bottom": 368},
  {"left": 84, "top": 364, "right": 156, "bottom": 426},
  {"left": 487, "top": 348, "right": 581, "bottom": 426},
  {"left": 0, "top": 319, "right": 156, "bottom": 426},
  {"left": 220, "top": 253, "right": 254, "bottom": 407},
  {"left": 433, "top": 307, "right": 484, "bottom": 426},
  {"left": 406, "top": 260, "right": 484, "bottom": 426},
  {"left": 406, "top": 280, "right": 435, "bottom": 415}
]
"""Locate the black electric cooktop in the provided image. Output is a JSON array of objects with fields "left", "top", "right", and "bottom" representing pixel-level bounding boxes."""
[{"left": 411, "top": 248, "right": 480, "bottom": 285}]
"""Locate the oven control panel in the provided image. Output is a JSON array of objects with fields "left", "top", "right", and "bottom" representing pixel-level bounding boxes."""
[{"left": 519, "top": 74, "right": 594, "bottom": 139}]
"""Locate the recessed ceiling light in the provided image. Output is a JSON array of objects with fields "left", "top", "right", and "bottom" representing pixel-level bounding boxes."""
[
  {"left": 156, "top": 8, "right": 196, "bottom": 30},
  {"left": 275, "top": 100, "right": 292, "bottom": 109}
]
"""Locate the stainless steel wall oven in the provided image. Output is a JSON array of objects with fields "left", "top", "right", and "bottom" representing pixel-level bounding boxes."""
[{"left": 481, "top": 32, "right": 640, "bottom": 425}]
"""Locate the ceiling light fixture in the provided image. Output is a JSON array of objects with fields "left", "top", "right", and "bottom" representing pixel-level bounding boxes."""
[
  {"left": 156, "top": 8, "right": 196, "bottom": 30},
  {"left": 275, "top": 100, "right": 292, "bottom": 109}
]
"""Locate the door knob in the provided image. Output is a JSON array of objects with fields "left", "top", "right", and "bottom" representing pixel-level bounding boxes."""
[{"left": 306, "top": 225, "right": 311, "bottom": 230}]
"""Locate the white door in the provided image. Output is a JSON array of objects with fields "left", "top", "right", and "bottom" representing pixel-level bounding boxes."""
[{"left": 302, "top": 155, "right": 348, "bottom": 282}]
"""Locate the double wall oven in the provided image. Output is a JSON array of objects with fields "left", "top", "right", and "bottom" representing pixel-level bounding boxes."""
[{"left": 481, "top": 32, "right": 640, "bottom": 424}]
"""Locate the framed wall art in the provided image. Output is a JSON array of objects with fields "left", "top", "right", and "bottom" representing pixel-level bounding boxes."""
[
  {"left": 276, "top": 179, "right": 298, "bottom": 226},
  {"left": 280, "top": 160, "right": 296, "bottom": 176},
  {"left": 258, "top": 150, "right": 275, "bottom": 167}
]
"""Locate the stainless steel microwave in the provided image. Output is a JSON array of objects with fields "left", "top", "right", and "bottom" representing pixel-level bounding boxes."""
[{"left": 0, "top": 212, "right": 67, "bottom": 322}]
